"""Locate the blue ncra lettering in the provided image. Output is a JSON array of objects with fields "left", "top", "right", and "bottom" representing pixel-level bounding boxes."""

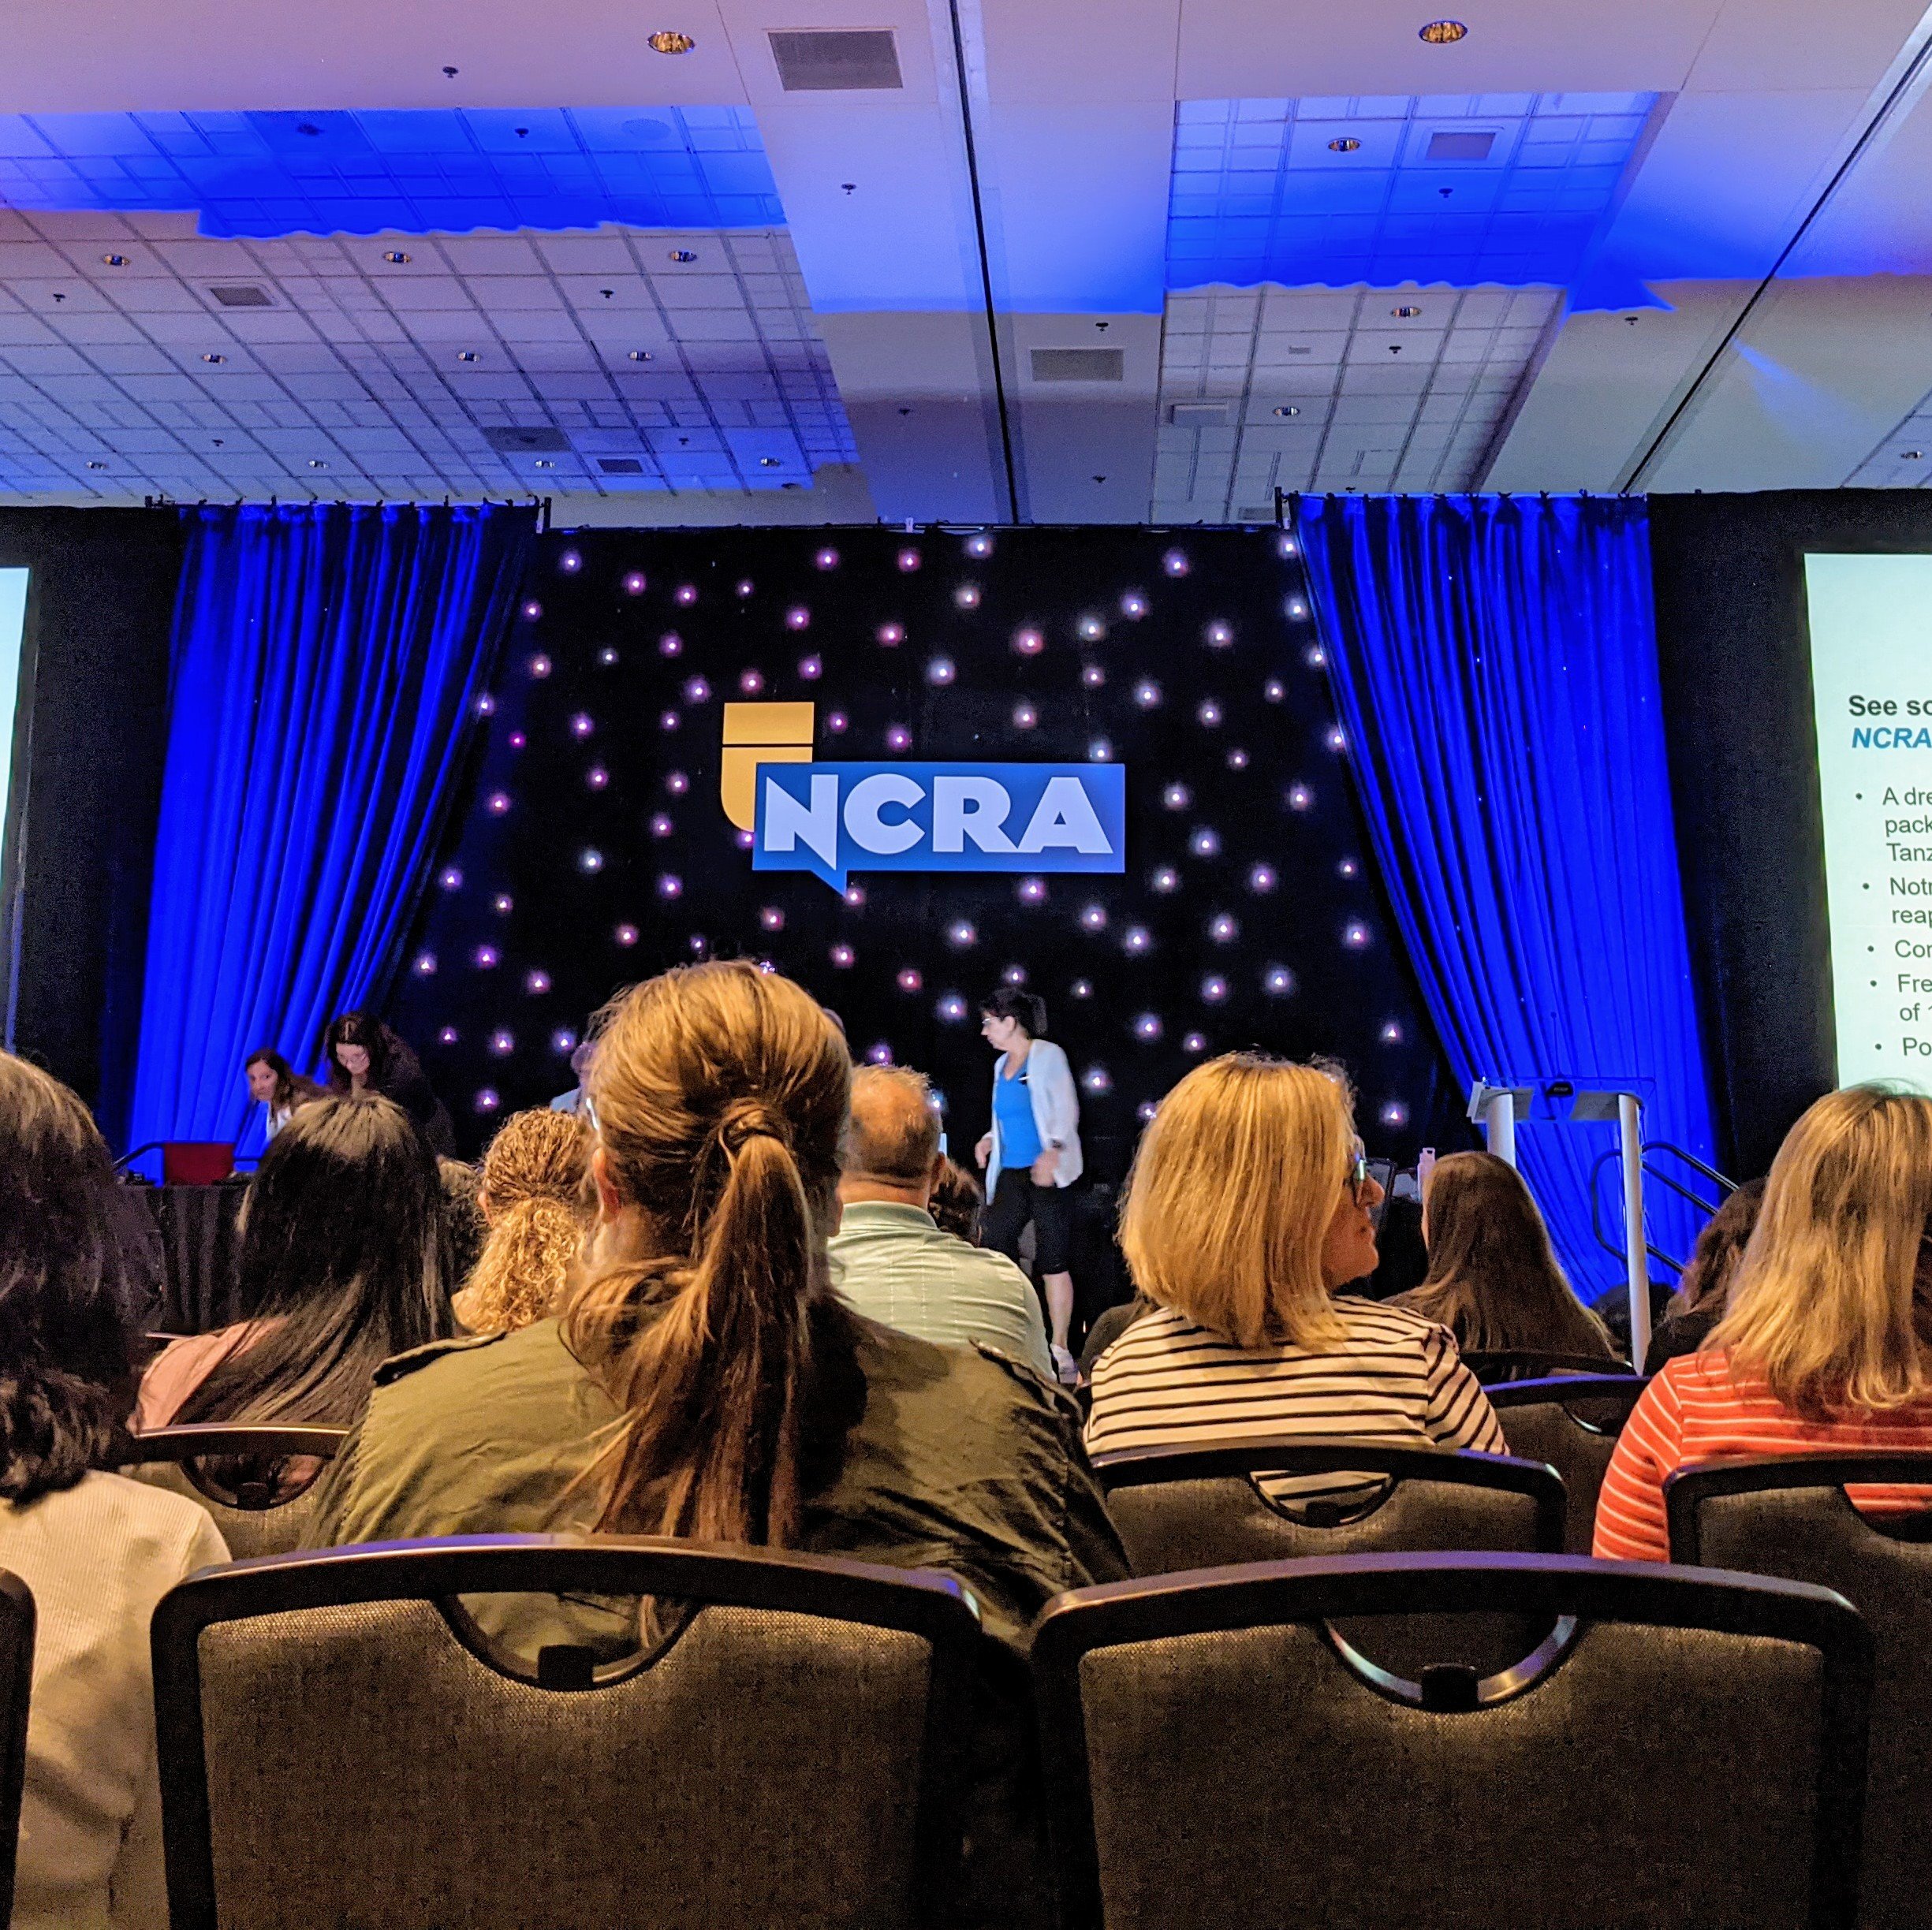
[
  {"left": 1854, "top": 726, "right": 1932, "bottom": 750},
  {"left": 753, "top": 761, "right": 1127, "bottom": 889}
]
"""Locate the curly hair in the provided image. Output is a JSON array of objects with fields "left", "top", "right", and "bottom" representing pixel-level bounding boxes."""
[
  {"left": 454, "top": 1109, "right": 591, "bottom": 1335},
  {"left": 0, "top": 1053, "right": 157, "bottom": 1502}
]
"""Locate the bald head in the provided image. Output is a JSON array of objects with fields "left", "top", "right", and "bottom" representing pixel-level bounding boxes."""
[{"left": 841, "top": 1064, "right": 944, "bottom": 1207}]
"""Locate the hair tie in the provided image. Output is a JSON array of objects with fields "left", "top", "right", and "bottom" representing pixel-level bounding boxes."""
[{"left": 715, "top": 1097, "right": 791, "bottom": 1157}]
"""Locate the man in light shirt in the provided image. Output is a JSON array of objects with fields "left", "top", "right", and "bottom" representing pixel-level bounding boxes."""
[{"left": 830, "top": 1064, "right": 1057, "bottom": 1380}]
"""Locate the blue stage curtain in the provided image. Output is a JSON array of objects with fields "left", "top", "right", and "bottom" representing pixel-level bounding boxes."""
[
  {"left": 127, "top": 503, "right": 534, "bottom": 1150},
  {"left": 1295, "top": 494, "right": 1717, "bottom": 1297}
]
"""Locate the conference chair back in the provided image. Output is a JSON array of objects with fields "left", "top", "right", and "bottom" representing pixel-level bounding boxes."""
[
  {"left": 124, "top": 1426, "right": 349, "bottom": 1560},
  {"left": 1460, "top": 1348, "right": 1632, "bottom": 1384},
  {"left": 1092, "top": 1437, "right": 1565, "bottom": 1679},
  {"left": 1033, "top": 1552, "right": 1872, "bottom": 1930},
  {"left": 1669, "top": 1454, "right": 1932, "bottom": 1930},
  {"left": 151, "top": 1535, "right": 979, "bottom": 1930},
  {"left": 1487, "top": 1375, "right": 1649, "bottom": 1552},
  {"left": 0, "top": 1572, "right": 34, "bottom": 1926}
]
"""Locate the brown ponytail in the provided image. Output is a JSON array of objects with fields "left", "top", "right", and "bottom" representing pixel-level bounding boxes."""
[{"left": 562, "top": 962, "right": 852, "bottom": 1546}]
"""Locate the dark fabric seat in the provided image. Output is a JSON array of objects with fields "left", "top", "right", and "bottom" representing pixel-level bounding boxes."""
[
  {"left": 151, "top": 1534, "right": 981, "bottom": 1930},
  {"left": 0, "top": 1571, "right": 33, "bottom": 1925},
  {"left": 1460, "top": 1347, "right": 1632, "bottom": 1384},
  {"left": 1033, "top": 1551, "right": 1872, "bottom": 1930},
  {"left": 1488, "top": 1375, "right": 1649, "bottom": 1552},
  {"left": 1669, "top": 1453, "right": 1932, "bottom": 1930},
  {"left": 1092, "top": 1436, "right": 1565, "bottom": 1679},
  {"left": 123, "top": 1425, "right": 348, "bottom": 1560}
]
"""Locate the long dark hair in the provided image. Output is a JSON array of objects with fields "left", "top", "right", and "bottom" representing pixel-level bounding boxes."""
[
  {"left": 177, "top": 1095, "right": 454, "bottom": 1426},
  {"left": 322, "top": 1011, "right": 393, "bottom": 1094},
  {"left": 0, "top": 1053, "right": 156, "bottom": 1502},
  {"left": 1669, "top": 1179, "right": 1766, "bottom": 1322},
  {"left": 563, "top": 960, "right": 860, "bottom": 1546},
  {"left": 246, "top": 1048, "right": 323, "bottom": 1115},
  {"left": 1405, "top": 1150, "right": 1617, "bottom": 1359}
]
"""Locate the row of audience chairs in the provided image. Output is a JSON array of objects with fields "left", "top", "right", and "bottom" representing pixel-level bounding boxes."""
[{"left": 0, "top": 1396, "right": 1898, "bottom": 1925}]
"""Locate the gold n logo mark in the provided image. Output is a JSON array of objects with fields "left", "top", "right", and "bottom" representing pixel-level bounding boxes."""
[{"left": 720, "top": 702, "right": 816, "bottom": 831}]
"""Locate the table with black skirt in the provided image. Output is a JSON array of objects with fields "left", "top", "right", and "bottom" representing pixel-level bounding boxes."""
[{"left": 135, "top": 1183, "right": 248, "bottom": 1335}]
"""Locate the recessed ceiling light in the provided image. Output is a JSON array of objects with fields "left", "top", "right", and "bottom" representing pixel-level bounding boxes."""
[
  {"left": 100, "top": 252, "right": 128, "bottom": 267},
  {"left": 759, "top": 456, "right": 781, "bottom": 467},
  {"left": 1273, "top": 404, "right": 1301, "bottom": 418},
  {"left": 382, "top": 250, "right": 412, "bottom": 265},
  {"left": 628, "top": 349, "right": 654, "bottom": 362},
  {"left": 457, "top": 350, "right": 479, "bottom": 362},
  {"left": 1419, "top": 17, "right": 1468, "bottom": 41},
  {"left": 1326, "top": 137, "right": 1361, "bottom": 154},
  {"left": 201, "top": 352, "right": 226, "bottom": 364},
  {"left": 85, "top": 460, "right": 105, "bottom": 469},
  {"left": 1908, "top": 450, "right": 1926, "bottom": 460},
  {"left": 647, "top": 29, "right": 696, "bottom": 52},
  {"left": 535, "top": 459, "right": 555, "bottom": 469},
  {"left": 667, "top": 248, "right": 698, "bottom": 263},
  {"left": 1392, "top": 304, "right": 1423, "bottom": 318},
  {"left": 308, "top": 459, "right": 327, "bottom": 468}
]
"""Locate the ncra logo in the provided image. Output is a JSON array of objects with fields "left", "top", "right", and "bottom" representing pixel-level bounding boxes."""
[{"left": 721, "top": 701, "right": 1126, "bottom": 892}]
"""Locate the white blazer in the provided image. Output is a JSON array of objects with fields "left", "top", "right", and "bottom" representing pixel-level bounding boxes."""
[{"left": 987, "top": 1038, "right": 1083, "bottom": 1193}]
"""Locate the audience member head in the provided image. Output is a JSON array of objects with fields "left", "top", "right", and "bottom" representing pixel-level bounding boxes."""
[
  {"left": 839, "top": 1065, "right": 943, "bottom": 1209},
  {"left": 928, "top": 1157, "right": 985, "bottom": 1245},
  {"left": 1408, "top": 1150, "right": 1613, "bottom": 1359},
  {"left": 323, "top": 1010, "right": 390, "bottom": 1093},
  {"left": 1669, "top": 1177, "right": 1767, "bottom": 1320},
  {"left": 177, "top": 1094, "right": 453, "bottom": 1426},
  {"left": 0, "top": 1054, "right": 157, "bottom": 1501},
  {"left": 456, "top": 1109, "right": 591, "bottom": 1334},
  {"left": 979, "top": 986, "right": 1046, "bottom": 1053},
  {"left": 1714, "top": 1085, "right": 1932, "bottom": 1419},
  {"left": 1118, "top": 1054, "right": 1381, "bottom": 1351},
  {"left": 565, "top": 960, "right": 855, "bottom": 1546},
  {"left": 438, "top": 1158, "right": 490, "bottom": 1284}
]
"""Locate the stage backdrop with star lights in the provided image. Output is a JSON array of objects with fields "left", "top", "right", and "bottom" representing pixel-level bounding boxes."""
[{"left": 387, "top": 526, "right": 1468, "bottom": 1217}]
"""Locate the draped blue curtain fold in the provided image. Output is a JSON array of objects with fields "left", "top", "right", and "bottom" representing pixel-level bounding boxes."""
[
  {"left": 1295, "top": 494, "right": 1715, "bottom": 1295},
  {"left": 128, "top": 502, "right": 534, "bottom": 1149}
]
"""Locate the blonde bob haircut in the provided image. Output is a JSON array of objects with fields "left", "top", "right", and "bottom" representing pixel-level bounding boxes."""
[
  {"left": 1712, "top": 1083, "right": 1932, "bottom": 1421},
  {"left": 1119, "top": 1053, "right": 1353, "bottom": 1351}
]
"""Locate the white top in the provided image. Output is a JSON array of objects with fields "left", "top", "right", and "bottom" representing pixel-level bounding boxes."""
[
  {"left": 0, "top": 1474, "right": 229, "bottom": 1930},
  {"left": 985, "top": 1038, "right": 1082, "bottom": 1192},
  {"left": 1084, "top": 1298, "right": 1505, "bottom": 1510}
]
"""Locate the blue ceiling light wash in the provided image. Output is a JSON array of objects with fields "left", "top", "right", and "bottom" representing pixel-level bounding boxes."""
[
  {"left": 1169, "top": 92, "right": 1655, "bottom": 296},
  {"left": 0, "top": 106, "right": 783, "bottom": 237}
]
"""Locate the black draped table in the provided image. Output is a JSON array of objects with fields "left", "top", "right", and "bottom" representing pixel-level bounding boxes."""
[{"left": 135, "top": 1183, "right": 247, "bottom": 1335}]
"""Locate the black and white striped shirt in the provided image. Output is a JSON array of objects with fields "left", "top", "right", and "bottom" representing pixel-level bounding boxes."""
[{"left": 1084, "top": 1297, "right": 1506, "bottom": 1507}]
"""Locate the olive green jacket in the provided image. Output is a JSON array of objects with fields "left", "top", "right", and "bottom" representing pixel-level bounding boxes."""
[{"left": 308, "top": 1311, "right": 1126, "bottom": 1652}]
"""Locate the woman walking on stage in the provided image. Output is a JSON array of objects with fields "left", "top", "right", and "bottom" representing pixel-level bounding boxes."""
[{"left": 974, "top": 988, "right": 1082, "bottom": 1376}]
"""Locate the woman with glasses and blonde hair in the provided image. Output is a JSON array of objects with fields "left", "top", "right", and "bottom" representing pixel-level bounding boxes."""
[
  {"left": 312, "top": 959, "right": 1125, "bottom": 1928},
  {"left": 1085, "top": 1053, "right": 1505, "bottom": 1512},
  {"left": 1596, "top": 1084, "right": 1932, "bottom": 1560}
]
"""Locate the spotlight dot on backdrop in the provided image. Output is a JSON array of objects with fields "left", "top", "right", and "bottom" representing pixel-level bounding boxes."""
[
  {"left": 1205, "top": 621, "right": 1233, "bottom": 647},
  {"left": 1287, "top": 784, "right": 1313, "bottom": 811},
  {"left": 760, "top": 907, "right": 785, "bottom": 932},
  {"left": 1304, "top": 645, "right": 1327, "bottom": 669},
  {"left": 1210, "top": 915, "right": 1237, "bottom": 943},
  {"left": 1265, "top": 680, "right": 1285, "bottom": 702},
  {"left": 1227, "top": 748, "right": 1249, "bottom": 769},
  {"left": 676, "top": 585, "right": 696, "bottom": 605},
  {"left": 843, "top": 885, "right": 866, "bottom": 907},
  {"left": 1017, "top": 877, "right": 1046, "bottom": 906},
  {"left": 927, "top": 657, "right": 955, "bottom": 686},
  {"left": 623, "top": 573, "right": 646, "bottom": 596},
  {"left": 897, "top": 967, "right": 923, "bottom": 993},
  {"left": 474, "top": 945, "right": 498, "bottom": 968},
  {"left": 1080, "top": 904, "right": 1107, "bottom": 930},
  {"left": 509, "top": 732, "right": 524, "bottom": 749},
  {"left": 1339, "top": 859, "right": 1359, "bottom": 877},
  {"left": 559, "top": 551, "right": 581, "bottom": 573},
  {"left": 947, "top": 919, "right": 976, "bottom": 947},
  {"left": 489, "top": 1030, "right": 515, "bottom": 1056},
  {"left": 734, "top": 829, "right": 754, "bottom": 850},
  {"left": 938, "top": 994, "right": 968, "bottom": 1021},
  {"left": 1013, "top": 702, "right": 1037, "bottom": 729},
  {"left": 877, "top": 624, "right": 904, "bottom": 646},
  {"left": 1088, "top": 737, "right": 1113, "bottom": 761},
  {"left": 492, "top": 889, "right": 513, "bottom": 911},
  {"left": 799, "top": 655, "right": 822, "bottom": 679},
  {"left": 1182, "top": 1031, "right": 1207, "bottom": 1053},
  {"left": 521, "top": 602, "right": 541, "bottom": 620},
  {"left": 1162, "top": 550, "right": 1189, "bottom": 576},
  {"left": 1326, "top": 725, "right": 1348, "bottom": 752},
  {"left": 600, "top": 646, "right": 620, "bottom": 665},
  {"left": 524, "top": 969, "right": 550, "bottom": 995},
  {"left": 658, "top": 874, "right": 682, "bottom": 898},
  {"left": 1078, "top": 615, "right": 1106, "bottom": 641},
  {"left": 867, "top": 1041, "right": 893, "bottom": 1065},
  {"left": 1190, "top": 827, "right": 1220, "bottom": 857},
  {"left": 956, "top": 585, "right": 981, "bottom": 610},
  {"left": 1134, "top": 680, "right": 1161, "bottom": 708},
  {"left": 413, "top": 952, "right": 436, "bottom": 976},
  {"left": 438, "top": 866, "right": 462, "bottom": 890},
  {"left": 1381, "top": 1021, "right": 1404, "bottom": 1044},
  {"left": 552, "top": 1029, "right": 577, "bottom": 1054},
  {"left": 1121, "top": 592, "right": 1147, "bottom": 618},
  {"left": 659, "top": 633, "right": 682, "bottom": 657},
  {"left": 1381, "top": 1101, "right": 1408, "bottom": 1127},
  {"left": 683, "top": 676, "right": 710, "bottom": 703},
  {"left": 658, "top": 710, "right": 680, "bottom": 732},
  {"left": 830, "top": 944, "right": 855, "bottom": 967},
  {"left": 1133, "top": 1013, "right": 1162, "bottom": 1041},
  {"left": 1345, "top": 922, "right": 1371, "bottom": 948},
  {"left": 587, "top": 766, "right": 609, "bottom": 790},
  {"left": 1013, "top": 627, "right": 1044, "bottom": 657},
  {"left": 1163, "top": 784, "right": 1190, "bottom": 810},
  {"left": 1002, "top": 964, "right": 1028, "bottom": 985},
  {"left": 897, "top": 549, "right": 922, "bottom": 572},
  {"left": 886, "top": 725, "right": 912, "bottom": 751},
  {"left": 438, "top": 1026, "right": 459, "bottom": 1045},
  {"left": 815, "top": 548, "right": 839, "bottom": 570},
  {"left": 740, "top": 669, "right": 764, "bottom": 694},
  {"left": 474, "top": 1087, "right": 499, "bottom": 1112},
  {"left": 1082, "top": 664, "right": 1106, "bottom": 688},
  {"left": 1071, "top": 978, "right": 1094, "bottom": 999},
  {"left": 736, "top": 579, "right": 754, "bottom": 598},
  {"left": 826, "top": 710, "right": 849, "bottom": 732},
  {"left": 1277, "top": 535, "right": 1298, "bottom": 558},
  {"left": 1286, "top": 598, "right": 1308, "bottom": 619},
  {"left": 967, "top": 534, "right": 994, "bottom": 559},
  {"left": 1248, "top": 863, "right": 1277, "bottom": 893},
  {"left": 570, "top": 713, "right": 593, "bottom": 738},
  {"left": 614, "top": 924, "right": 639, "bottom": 946},
  {"left": 1083, "top": 1065, "right": 1113, "bottom": 1093},
  {"left": 785, "top": 608, "right": 809, "bottom": 631},
  {"left": 1265, "top": 965, "right": 1296, "bottom": 995},
  {"left": 475, "top": 695, "right": 495, "bottom": 717},
  {"left": 1197, "top": 700, "right": 1221, "bottom": 727},
  {"left": 579, "top": 848, "right": 603, "bottom": 873},
  {"left": 1152, "top": 867, "right": 1178, "bottom": 892},
  {"left": 1137, "top": 1100, "right": 1159, "bottom": 1122},
  {"left": 528, "top": 654, "right": 551, "bottom": 679},
  {"left": 1202, "top": 974, "right": 1229, "bottom": 1002},
  {"left": 1124, "top": 926, "right": 1151, "bottom": 954},
  {"left": 666, "top": 771, "right": 688, "bottom": 795}
]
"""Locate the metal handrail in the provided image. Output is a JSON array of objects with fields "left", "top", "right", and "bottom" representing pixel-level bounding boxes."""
[{"left": 1590, "top": 1141, "right": 1738, "bottom": 1277}]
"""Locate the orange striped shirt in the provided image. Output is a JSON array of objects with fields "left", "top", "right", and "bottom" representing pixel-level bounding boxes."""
[{"left": 1593, "top": 1349, "right": 1932, "bottom": 1562}]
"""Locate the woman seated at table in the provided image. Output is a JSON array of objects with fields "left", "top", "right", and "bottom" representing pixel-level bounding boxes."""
[
  {"left": 136, "top": 1094, "right": 455, "bottom": 1430},
  {"left": 243, "top": 1046, "right": 326, "bottom": 1142}
]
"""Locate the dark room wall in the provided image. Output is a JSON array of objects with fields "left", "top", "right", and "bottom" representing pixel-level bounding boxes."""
[
  {"left": 0, "top": 507, "right": 184, "bottom": 1139},
  {"left": 1650, "top": 490, "right": 1932, "bottom": 1180}
]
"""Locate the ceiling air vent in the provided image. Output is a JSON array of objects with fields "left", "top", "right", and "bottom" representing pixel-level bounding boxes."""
[
  {"left": 207, "top": 284, "right": 274, "bottom": 307},
  {"left": 598, "top": 456, "right": 646, "bottom": 475},
  {"left": 1239, "top": 505, "right": 1277, "bottom": 521},
  {"left": 1426, "top": 129, "right": 1496, "bottom": 161},
  {"left": 1030, "top": 348, "right": 1124, "bottom": 383},
  {"left": 1169, "top": 402, "right": 1228, "bottom": 426},
  {"left": 769, "top": 29, "right": 903, "bottom": 90},
  {"left": 484, "top": 426, "right": 571, "bottom": 454}
]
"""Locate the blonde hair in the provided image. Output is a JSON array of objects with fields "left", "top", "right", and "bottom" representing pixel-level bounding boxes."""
[
  {"left": 1711, "top": 1085, "right": 1932, "bottom": 1420},
  {"left": 563, "top": 960, "right": 852, "bottom": 1546},
  {"left": 453, "top": 1109, "right": 591, "bottom": 1335},
  {"left": 1119, "top": 1053, "right": 1352, "bottom": 1350}
]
